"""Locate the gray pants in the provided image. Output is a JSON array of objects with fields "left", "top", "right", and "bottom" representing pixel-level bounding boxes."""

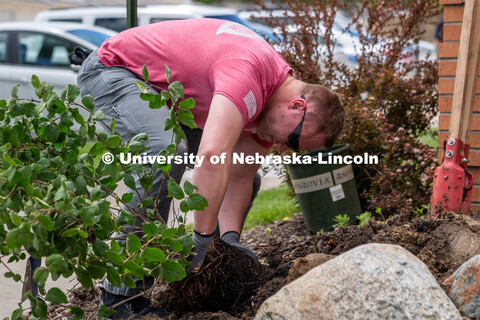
[{"left": 78, "top": 50, "right": 260, "bottom": 296}]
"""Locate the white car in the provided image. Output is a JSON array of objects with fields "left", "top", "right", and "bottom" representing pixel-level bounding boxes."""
[
  {"left": 0, "top": 21, "right": 116, "bottom": 100},
  {"left": 36, "top": 5, "right": 256, "bottom": 33}
]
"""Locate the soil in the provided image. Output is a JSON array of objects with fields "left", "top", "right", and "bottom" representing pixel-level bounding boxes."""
[{"left": 47, "top": 212, "right": 480, "bottom": 319}]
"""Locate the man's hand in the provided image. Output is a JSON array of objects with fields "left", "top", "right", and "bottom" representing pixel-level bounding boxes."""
[
  {"left": 186, "top": 231, "right": 214, "bottom": 275},
  {"left": 221, "top": 231, "right": 259, "bottom": 263}
]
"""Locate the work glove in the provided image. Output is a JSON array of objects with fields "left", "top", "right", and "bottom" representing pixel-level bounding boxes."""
[
  {"left": 186, "top": 230, "right": 213, "bottom": 275},
  {"left": 221, "top": 231, "right": 259, "bottom": 263}
]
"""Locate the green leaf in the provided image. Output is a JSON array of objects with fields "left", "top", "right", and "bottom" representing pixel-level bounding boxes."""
[
  {"left": 86, "top": 262, "right": 106, "bottom": 279},
  {"left": 33, "top": 267, "right": 49, "bottom": 285},
  {"left": 75, "top": 175, "right": 87, "bottom": 195},
  {"left": 142, "top": 64, "right": 149, "bottom": 82},
  {"left": 183, "top": 181, "right": 195, "bottom": 196},
  {"left": 160, "top": 260, "right": 186, "bottom": 283},
  {"left": 110, "top": 117, "right": 116, "bottom": 130},
  {"left": 142, "top": 222, "right": 158, "bottom": 236},
  {"left": 140, "top": 93, "right": 156, "bottom": 102},
  {"left": 77, "top": 267, "right": 93, "bottom": 289},
  {"left": 130, "top": 133, "right": 148, "bottom": 142},
  {"left": 46, "top": 287, "right": 68, "bottom": 304},
  {"left": 82, "top": 95, "right": 95, "bottom": 112},
  {"left": 32, "top": 299, "right": 48, "bottom": 318},
  {"left": 142, "top": 247, "right": 166, "bottom": 263},
  {"left": 167, "top": 179, "right": 184, "bottom": 200},
  {"left": 118, "top": 210, "right": 134, "bottom": 226},
  {"left": 178, "top": 109, "right": 196, "bottom": 128},
  {"left": 188, "top": 193, "right": 209, "bottom": 210},
  {"left": 106, "top": 266, "right": 122, "bottom": 288},
  {"left": 89, "top": 141, "right": 107, "bottom": 156},
  {"left": 46, "top": 254, "right": 63, "bottom": 273},
  {"left": 126, "top": 234, "right": 141, "bottom": 253},
  {"left": 122, "top": 275, "right": 136, "bottom": 289},
  {"left": 13, "top": 165, "right": 32, "bottom": 187},
  {"left": 166, "top": 238, "right": 183, "bottom": 251},
  {"left": 93, "top": 110, "right": 105, "bottom": 121},
  {"left": 161, "top": 228, "right": 177, "bottom": 239},
  {"left": 122, "top": 192, "right": 133, "bottom": 203},
  {"left": 179, "top": 97, "right": 195, "bottom": 109},
  {"left": 11, "top": 309, "right": 23, "bottom": 320},
  {"left": 165, "top": 64, "right": 171, "bottom": 84},
  {"left": 124, "top": 261, "right": 146, "bottom": 278},
  {"left": 80, "top": 204, "right": 98, "bottom": 226},
  {"left": 11, "top": 84, "right": 19, "bottom": 98},
  {"left": 149, "top": 94, "right": 166, "bottom": 109},
  {"left": 70, "top": 307, "right": 84, "bottom": 320},
  {"left": 45, "top": 124, "right": 60, "bottom": 142},
  {"left": 105, "top": 250, "right": 124, "bottom": 266},
  {"left": 135, "top": 81, "right": 149, "bottom": 94},
  {"left": 140, "top": 172, "right": 153, "bottom": 191},
  {"left": 123, "top": 174, "right": 136, "bottom": 190},
  {"left": 31, "top": 75, "right": 41, "bottom": 88},
  {"left": 6, "top": 228, "right": 23, "bottom": 249},
  {"left": 61, "top": 228, "right": 77, "bottom": 238},
  {"left": 88, "top": 124, "right": 96, "bottom": 140},
  {"left": 164, "top": 118, "right": 174, "bottom": 131},
  {"left": 64, "top": 84, "right": 80, "bottom": 101},
  {"left": 180, "top": 200, "right": 189, "bottom": 213},
  {"left": 93, "top": 239, "right": 110, "bottom": 256},
  {"left": 106, "top": 134, "right": 122, "bottom": 148},
  {"left": 3, "top": 153, "right": 16, "bottom": 166},
  {"left": 168, "top": 81, "right": 184, "bottom": 100},
  {"left": 37, "top": 215, "right": 54, "bottom": 231}
]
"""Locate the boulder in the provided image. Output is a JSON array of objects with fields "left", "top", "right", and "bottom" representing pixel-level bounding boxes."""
[
  {"left": 255, "top": 243, "right": 461, "bottom": 320},
  {"left": 444, "top": 254, "right": 480, "bottom": 318},
  {"left": 286, "top": 253, "right": 333, "bottom": 283}
]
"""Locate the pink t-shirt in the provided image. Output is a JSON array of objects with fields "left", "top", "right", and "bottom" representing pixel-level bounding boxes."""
[{"left": 98, "top": 18, "right": 292, "bottom": 148}]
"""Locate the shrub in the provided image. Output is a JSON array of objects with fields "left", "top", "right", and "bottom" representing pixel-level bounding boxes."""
[
  {"left": 0, "top": 66, "right": 207, "bottom": 319},
  {"left": 257, "top": 0, "right": 440, "bottom": 215}
]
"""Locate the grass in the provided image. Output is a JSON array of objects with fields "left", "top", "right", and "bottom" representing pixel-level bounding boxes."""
[{"left": 243, "top": 184, "right": 299, "bottom": 230}]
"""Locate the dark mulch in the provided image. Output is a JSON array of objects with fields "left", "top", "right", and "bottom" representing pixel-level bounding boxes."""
[{"left": 48, "top": 212, "right": 480, "bottom": 319}]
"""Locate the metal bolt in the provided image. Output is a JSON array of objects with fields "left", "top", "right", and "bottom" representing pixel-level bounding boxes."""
[
  {"left": 446, "top": 150, "right": 454, "bottom": 158},
  {"left": 462, "top": 158, "right": 469, "bottom": 163},
  {"left": 447, "top": 138, "right": 456, "bottom": 146}
]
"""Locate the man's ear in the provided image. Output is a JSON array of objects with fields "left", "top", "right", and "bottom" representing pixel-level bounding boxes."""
[{"left": 289, "top": 97, "right": 307, "bottom": 110}]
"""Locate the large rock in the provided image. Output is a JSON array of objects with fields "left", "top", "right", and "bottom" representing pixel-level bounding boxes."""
[
  {"left": 255, "top": 243, "right": 461, "bottom": 320},
  {"left": 444, "top": 254, "right": 480, "bottom": 318}
]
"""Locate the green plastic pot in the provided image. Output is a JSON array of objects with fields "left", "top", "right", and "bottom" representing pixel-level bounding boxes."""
[{"left": 286, "top": 144, "right": 362, "bottom": 232}]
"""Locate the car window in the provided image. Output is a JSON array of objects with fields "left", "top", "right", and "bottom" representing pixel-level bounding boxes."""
[
  {"left": 67, "top": 29, "right": 111, "bottom": 47},
  {"left": 0, "top": 32, "right": 7, "bottom": 63},
  {"left": 95, "top": 18, "right": 126, "bottom": 32},
  {"left": 18, "top": 32, "right": 78, "bottom": 67},
  {"left": 49, "top": 19, "right": 82, "bottom": 23},
  {"left": 205, "top": 15, "right": 250, "bottom": 27},
  {"left": 150, "top": 17, "right": 187, "bottom": 24}
]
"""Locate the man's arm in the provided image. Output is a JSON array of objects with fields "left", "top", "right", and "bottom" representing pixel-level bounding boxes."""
[
  {"left": 192, "top": 94, "right": 244, "bottom": 234},
  {"left": 217, "top": 133, "right": 269, "bottom": 235}
]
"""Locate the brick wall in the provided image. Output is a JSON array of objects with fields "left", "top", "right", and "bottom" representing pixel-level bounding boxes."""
[{"left": 438, "top": 0, "right": 480, "bottom": 212}]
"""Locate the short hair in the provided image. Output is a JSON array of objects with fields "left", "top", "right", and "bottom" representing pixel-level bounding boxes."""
[{"left": 303, "top": 84, "right": 344, "bottom": 149}]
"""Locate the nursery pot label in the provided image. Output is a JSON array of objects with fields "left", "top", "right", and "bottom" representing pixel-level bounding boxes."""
[
  {"left": 329, "top": 184, "right": 346, "bottom": 202},
  {"left": 332, "top": 165, "right": 354, "bottom": 185},
  {"left": 291, "top": 172, "right": 334, "bottom": 194}
]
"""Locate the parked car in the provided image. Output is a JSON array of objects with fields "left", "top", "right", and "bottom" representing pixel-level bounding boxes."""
[
  {"left": 0, "top": 21, "right": 116, "bottom": 100},
  {"left": 35, "top": 4, "right": 277, "bottom": 41}
]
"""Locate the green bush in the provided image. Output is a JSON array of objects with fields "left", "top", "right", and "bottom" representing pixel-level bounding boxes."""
[
  {"left": 258, "top": 0, "right": 440, "bottom": 215},
  {"left": 0, "top": 65, "right": 207, "bottom": 319}
]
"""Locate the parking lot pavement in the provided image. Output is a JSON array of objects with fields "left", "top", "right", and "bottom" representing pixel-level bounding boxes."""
[{"left": 0, "top": 170, "right": 282, "bottom": 318}]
